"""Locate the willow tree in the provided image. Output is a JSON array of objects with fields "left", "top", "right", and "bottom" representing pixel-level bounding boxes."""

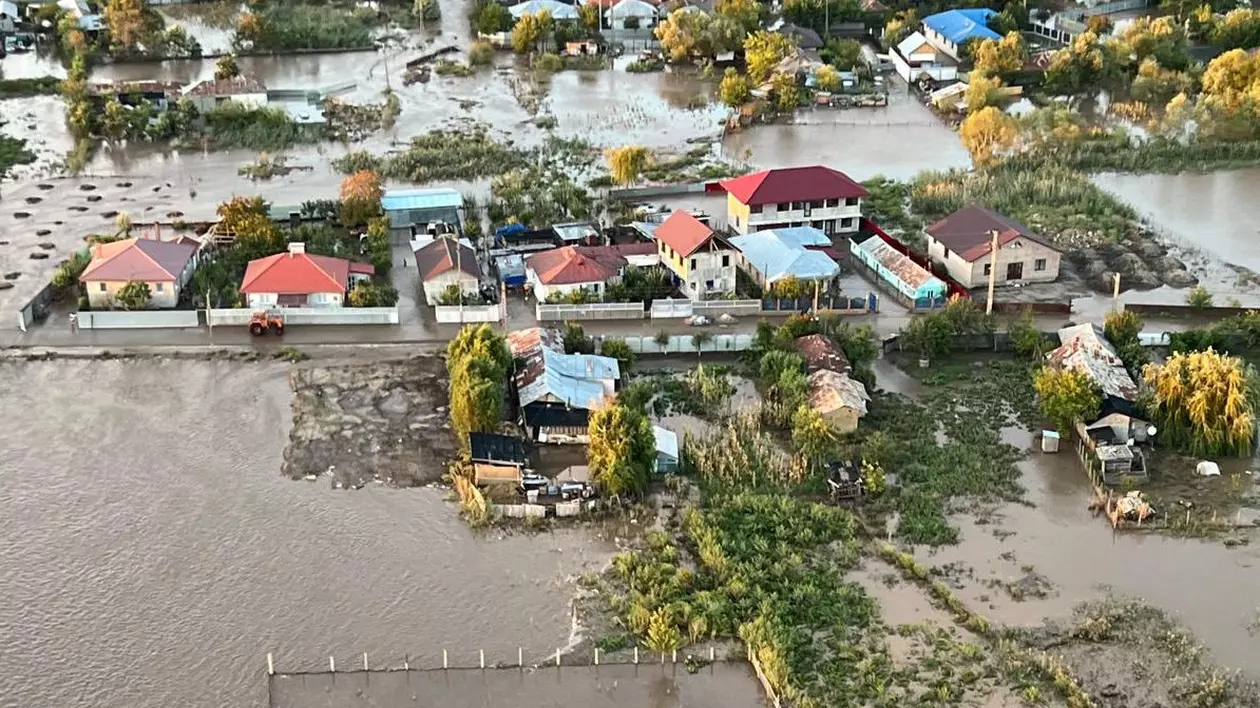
[
  {"left": 1143, "top": 348, "right": 1256, "bottom": 456},
  {"left": 605, "top": 145, "right": 650, "bottom": 186}
]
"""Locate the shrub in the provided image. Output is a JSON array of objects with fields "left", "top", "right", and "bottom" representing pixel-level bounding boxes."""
[
  {"left": 468, "top": 40, "right": 494, "bottom": 65},
  {"left": 534, "top": 52, "right": 564, "bottom": 73}
]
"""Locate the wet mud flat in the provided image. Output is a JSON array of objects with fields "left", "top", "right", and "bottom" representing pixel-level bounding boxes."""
[
  {"left": 268, "top": 662, "right": 768, "bottom": 708},
  {"left": 284, "top": 357, "right": 456, "bottom": 487}
]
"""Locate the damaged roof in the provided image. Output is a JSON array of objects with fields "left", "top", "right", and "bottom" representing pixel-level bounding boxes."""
[
  {"left": 1045, "top": 324, "right": 1138, "bottom": 402},
  {"left": 508, "top": 327, "right": 620, "bottom": 411},
  {"left": 795, "top": 334, "right": 850, "bottom": 374},
  {"left": 855, "top": 236, "right": 944, "bottom": 291},
  {"left": 808, "top": 370, "right": 870, "bottom": 416}
]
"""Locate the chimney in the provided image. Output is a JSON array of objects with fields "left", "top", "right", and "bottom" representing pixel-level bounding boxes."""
[{"left": 288, "top": 242, "right": 306, "bottom": 257}]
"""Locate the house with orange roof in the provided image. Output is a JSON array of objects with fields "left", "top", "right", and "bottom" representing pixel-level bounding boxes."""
[
  {"left": 720, "top": 166, "right": 869, "bottom": 236},
  {"left": 652, "top": 211, "right": 737, "bottom": 299},
  {"left": 239, "top": 242, "right": 375, "bottom": 309},
  {"left": 79, "top": 236, "right": 203, "bottom": 309},
  {"left": 525, "top": 243, "right": 656, "bottom": 302}
]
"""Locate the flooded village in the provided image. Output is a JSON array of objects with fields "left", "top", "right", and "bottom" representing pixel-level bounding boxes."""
[{"left": 4, "top": 0, "right": 1260, "bottom": 706}]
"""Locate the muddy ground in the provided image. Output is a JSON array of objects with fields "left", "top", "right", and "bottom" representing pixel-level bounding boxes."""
[{"left": 283, "top": 356, "right": 457, "bottom": 488}]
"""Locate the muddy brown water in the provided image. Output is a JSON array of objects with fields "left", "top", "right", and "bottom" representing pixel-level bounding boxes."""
[{"left": 0, "top": 359, "right": 618, "bottom": 708}]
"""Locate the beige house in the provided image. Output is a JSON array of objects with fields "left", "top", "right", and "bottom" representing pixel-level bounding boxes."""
[
  {"left": 807, "top": 369, "right": 870, "bottom": 434},
  {"left": 924, "top": 206, "right": 1061, "bottom": 289},
  {"left": 79, "top": 236, "right": 202, "bottom": 309}
]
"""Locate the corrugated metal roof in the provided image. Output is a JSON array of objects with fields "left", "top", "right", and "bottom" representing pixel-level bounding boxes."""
[
  {"left": 653, "top": 425, "right": 679, "bottom": 460},
  {"left": 382, "top": 188, "right": 462, "bottom": 212},
  {"left": 923, "top": 9, "right": 1000, "bottom": 44},
  {"left": 856, "top": 236, "right": 943, "bottom": 291},
  {"left": 1045, "top": 324, "right": 1138, "bottom": 402},
  {"left": 731, "top": 228, "right": 839, "bottom": 283},
  {"left": 509, "top": 327, "right": 620, "bottom": 411}
]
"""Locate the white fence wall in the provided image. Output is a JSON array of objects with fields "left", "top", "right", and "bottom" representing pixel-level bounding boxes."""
[
  {"left": 650, "top": 299, "right": 762, "bottom": 319},
  {"left": 617, "top": 333, "right": 755, "bottom": 354},
  {"left": 650, "top": 299, "right": 693, "bottom": 319},
  {"left": 435, "top": 305, "right": 502, "bottom": 323},
  {"left": 75, "top": 310, "right": 201, "bottom": 330},
  {"left": 536, "top": 302, "right": 644, "bottom": 321},
  {"left": 207, "top": 307, "right": 399, "bottom": 326}
]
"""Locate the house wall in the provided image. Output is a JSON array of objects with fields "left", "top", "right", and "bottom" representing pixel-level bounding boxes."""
[
  {"left": 727, "top": 193, "right": 862, "bottom": 235},
  {"left": 191, "top": 92, "right": 268, "bottom": 114},
  {"left": 891, "top": 50, "right": 958, "bottom": 83},
  {"left": 526, "top": 268, "right": 607, "bottom": 303},
  {"left": 246, "top": 291, "right": 343, "bottom": 309},
  {"left": 922, "top": 26, "right": 962, "bottom": 61},
  {"left": 926, "top": 235, "right": 1061, "bottom": 288},
  {"left": 85, "top": 278, "right": 181, "bottom": 309},
  {"left": 422, "top": 270, "right": 481, "bottom": 306},
  {"left": 657, "top": 240, "right": 736, "bottom": 300}
]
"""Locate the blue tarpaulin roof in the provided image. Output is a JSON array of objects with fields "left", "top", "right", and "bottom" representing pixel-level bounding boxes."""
[
  {"left": 731, "top": 227, "right": 839, "bottom": 284},
  {"left": 382, "top": 188, "right": 462, "bottom": 212},
  {"left": 923, "top": 9, "right": 1000, "bottom": 44}
]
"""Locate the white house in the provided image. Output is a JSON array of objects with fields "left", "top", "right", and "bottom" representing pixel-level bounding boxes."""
[
  {"left": 525, "top": 243, "right": 656, "bottom": 302},
  {"left": 511, "top": 0, "right": 579, "bottom": 19},
  {"left": 891, "top": 30, "right": 958, "bottom": 83},
  {"left": 922, "top": 8, "right": 1001, "bottom": 62},
  {"left": 414, "top": 236, "right": 482, "bottom": 306},
  {"left": 183, "top": 75, "right": 268, "bottom": 114},
  {"left": 605, "top": 0, "right": 657, "bottom": 30},
  {"left": 239, "top": 242, "right": 374, "bottom": 308}
]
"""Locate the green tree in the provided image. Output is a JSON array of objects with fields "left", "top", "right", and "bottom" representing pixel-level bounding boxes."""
[
  {"left": 100, "top": 97, "right": 129, "bottom": 141},
  {"left": 601, "top": 339, "right": 636, "bottom": 371},
  {"left": 901, "top": 312, "right": 954, "bottom": 361},
  {"left": 1044, "top": 31, "right": 1126, "bottom": 95},
  {"left": 1103, "top": 309, "right": 1143, "bottom": 347},
  {"left": 1032, "top": 366, "right": 1102, "bottom": 433},
  {"left": 115, "top": 281, "right": 152, "bottom": 310},
  {"left": 959, "top": 106, "right": 1018, "bottom": 166},
  {"left": 365, "top": 216, "right": 392, "bottom": 273},
  {"left": 719, "top": 68, "right": 751, "bottom": 106},
  {"left": 715, "top": 0, "right": 760, "bottom": 32},
  {"left": 882, "top": 9, "right": 918, "bottom": 50},
  {"left": 512, "top": 10, "right": 554, "bottom": 54},
  {"left": 215, "top": 55, "right": 241, "bottom": 80},
  {"left": 588, "top": 402, "right": 655, "bottom": 496},
  {"left": 645, "top": 608, "right": 681, "bottom": 652},
  {"left": 965, "top": 73, "right": 1004, "bottom": 114},
  {"left": 744, "top": 30, "right": 796, "bottom": 84},
  {"left": 1186, "top": 285, "right": 1214, "bottom": 307},
  {"left": 347, "top": 281, "right": 400, "bottom": 307},
  {"left": 563, "top": 321, "right": 595, "bottom": 354},
  {"left": 815, "top": 64, "right": 841, "bottom": 92},
  {"left": 579, "top": 2, "right": 600, "bottom": 30},
  {"left": 605, "top": 145, "right": 650, "bottom": 186},
  {"left": 792, "top": 405, "right": 837, "bottom": 469},
  {"left": 1008, "top": 310, "right": 1048, "bottom": 359},
  {"left": 477, "top": 2, "right": 514, "bottom": 34},
  {"left": 823, "top": 38, "right": 861, "bottom": 70},
  {"left": 1211, "top": 8, "right": 1260, "bottom": 50},
  {"left": 656, "top": 7, "right": 711, "bottom": 61},
  {"left": 972, "top": 32, "right": 1025, "bottom": 79},
  {"left": 446, "top": 325, "right": 511, "bottom": 445}
]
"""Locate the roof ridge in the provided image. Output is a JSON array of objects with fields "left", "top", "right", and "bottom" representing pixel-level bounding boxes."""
[
  {"left": 305, "top": 252, "right": 348, "bottom": 291},
  {"left": 133, "top": 239, "right": 178, "bottom": 279}
]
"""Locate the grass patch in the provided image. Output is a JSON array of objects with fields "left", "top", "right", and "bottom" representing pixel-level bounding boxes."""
[
  {"left": 0, "top": 76, "right": 62, "bottom": 99},
  {"left": 234, "top": 4, "right": 374, "bottom": 52},
  {"left": 434, "top": 59, "right": 473, "bottom": 77},
  {"left": 332, "top": 125, "right": 535, "bottom": 183}
]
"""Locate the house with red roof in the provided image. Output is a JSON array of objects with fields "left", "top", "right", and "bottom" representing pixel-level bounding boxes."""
[
  {"left": 652, "top": 211, "right": 737, "bottom": 299},
  {"left": 239, "top": 242, "right": 375, "bottom": 309},
  {"left": 80, "top": 236, "right": 203, "bottom": 309},
  {"left": 525, "top": 243, "right": 657, "bottom": 302},
  {"left": 413, "top": 236, "right": 482, "bottom": 305},
  {"left": 720, "top": 166, "right": 869, "bottom": 236}
]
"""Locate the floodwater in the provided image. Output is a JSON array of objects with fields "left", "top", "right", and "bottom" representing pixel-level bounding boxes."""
[
  {"left": 0, "top": 359, "right": 618, "bottom": 708},
  {"left": 913, "top": 424, "right": 1260, "bottom": 676}
]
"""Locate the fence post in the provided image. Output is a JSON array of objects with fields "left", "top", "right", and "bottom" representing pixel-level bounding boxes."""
[
  {"left": 594, "top": 647, "right": 600, "bottom": 665},
  {"left": 404, "top": 654, "right": 409, "bottom": 671},
  {"left": 266, "top": 653, "right": 274, "bottom": 676},
  {"left": 709, "top": 646, "right": 715, "bottom": 661},
  {"left": 518, "top": 647, "right": 523, "bottom": 668},
  {"left": 330, "top": 656, "right": 336, "bottom": 673},
  {"left": 480, "top": 649, "right": 485, "bottom": 669},
  {"left": 443, "top": 649, "right": 448, "bottom": 670},
  {"left": 634, "top": 647, "right": 639, "bottom": 664},
  {"left": 556, "top": 648, "right": 561, "bottom": 667},
  {"left": 672, "top": 649, "right": 677, "bottom": 664},
  {"left": 363, "top": 652, "right": 368, "bottom": 671}
]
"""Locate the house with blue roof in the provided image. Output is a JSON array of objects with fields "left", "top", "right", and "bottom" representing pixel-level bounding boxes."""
[
  {"left": 923, "top": 8, "right": 1000, "bottom": 61},
  {"left": 730, "top": 227, "right": 841, "bottom": 291},
  {"left": 382, "top": 188, "right": 463, "bottom": 234}
]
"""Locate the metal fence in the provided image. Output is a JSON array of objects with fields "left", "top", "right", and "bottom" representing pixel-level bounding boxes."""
[
  {"left": 74, "top": 309, "right": 201, "bottom": 330},
  {"left": 760, "top": 295, "right": 873, "bottom": 313},
  {"left": 435, "top": 304, "right": 502, "bottom": 323},
  {"left": 536, "top": 302, "right": 644, "bottom": 321},
  {"left": 207, "top": 307, "right": 399, "bottom": 326},
  {"left": 619, "top": 333, "right": 755, "bottom": 354}
]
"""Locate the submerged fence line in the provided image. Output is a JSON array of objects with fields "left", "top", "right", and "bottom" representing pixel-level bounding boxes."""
[{"left": 266, "top": 645, "right": 729, "bottom": 677}]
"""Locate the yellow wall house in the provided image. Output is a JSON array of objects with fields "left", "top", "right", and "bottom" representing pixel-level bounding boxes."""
[
  {"left": 720, "top": 165, "right": 868, "bottom": 236},
  {"left": 653, "top": 211, "right": 738, "bottom": 299},
  {"left": 79, "top": 236, "right": 202, "bottom": 309},
  {"left": 808, "top": 369, "right": 870, "bottom": 434}
]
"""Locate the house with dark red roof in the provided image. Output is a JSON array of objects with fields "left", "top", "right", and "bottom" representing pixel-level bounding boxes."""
[
  {"left": 652, "top": 211, "right": 737, "bottom": 299},
  {"left": 525, "top": 243, "right": 657, "bottom": 302},
  {"left": 720, "top": 166, "right": 869, "bottom": 236},
  {"left": 924, "top": 206, "right": 1061, "bottom": 288},
  {"left": 413, "top": 236, "right": 482, "bottom": 305},
  {"left": 239, "top": 242, "right": 375, "bottom": 308},
  {"left": 80, "top": 236, "right": 203, "bottom": 309}
]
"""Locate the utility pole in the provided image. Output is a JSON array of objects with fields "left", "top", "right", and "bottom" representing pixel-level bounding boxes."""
[
  {"left": 984, "top": 229, "right": 999, "bottom": 315},
  {"left": 456, "top": 235, "right": 464, "bottom": 323}
]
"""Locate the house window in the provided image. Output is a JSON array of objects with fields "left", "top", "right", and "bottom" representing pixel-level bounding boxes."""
[
  {"left": 722, "top": 255, "right": 730, "bottom": 267},
  {"left": 845, "top": 197, "right": 858, "bottom": 206},
  {"left": 825, "top": 198, "right": 839, "bottom": 207},
  {"left": 99, "top": 283, "right": 106, "bottom": 292},
  {"left": 155, "top": 283, "right": 164, "bottom": 293},
  {"left": 750, "top": 204, "right": 762, "bottom": 214},
  {"left": 777, "top": 202, "right": 789, "bottom": 212},
  {"left": 1035, "top": 258, "right": 1047, "bottom": 272},
  {"left": 809, "top": 200, "right": 823, "bottom": 209},
  {"left": 943, "top": 248, "right": 951, "bottom": 259},
  {"left": 983, "top": 264, "right": 992, "bottom": 276},
  {"left": 690, "top": 258, "right": 697, "bottom": 271},
  {"left": 841, "top": 217, "right": 855, "bottom": 228}
]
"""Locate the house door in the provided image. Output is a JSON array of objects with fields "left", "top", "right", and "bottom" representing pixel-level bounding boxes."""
[{"left": 1006, "top": 262, "right": 1023, "bottom": 281}]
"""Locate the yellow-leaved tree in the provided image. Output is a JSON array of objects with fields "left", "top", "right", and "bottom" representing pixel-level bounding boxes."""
[
  {"left": 743, "top": 30, "right": 795, "bottom": 85},
  {"left": 104, "top": 0, "right": 147, "bottom": 50},
  {"left": 1032, "top": 367, "right": 1102, "bottom": 434},
  {"left": 1143, "top": 348, "right": 1256, "bottom": 456},
  {"left": 959, "top": 107, "right": 1017, "bottom": 167},
  {"left": 972, "top": 32, "right": 1025, "bottom": 79},
  {"left": 605, "top": 145, "right": 650, "bottom": 186}
]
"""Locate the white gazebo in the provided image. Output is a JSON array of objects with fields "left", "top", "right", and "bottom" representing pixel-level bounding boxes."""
[
  {"left": 510, "top": 0, "right": 580, "bottom": 19},
  {"left": 605, "top": 0, "right": 657, "bottom": 30}
]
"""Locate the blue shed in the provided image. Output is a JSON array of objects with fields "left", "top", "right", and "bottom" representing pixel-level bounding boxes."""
[
  {"left": 851, "top": 236, "right": 946, "bottom": 303},
  {"left": 382, "top": 188, "right": 463, "bottom": 232}
]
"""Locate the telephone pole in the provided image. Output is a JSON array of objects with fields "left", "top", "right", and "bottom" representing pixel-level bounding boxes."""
[{"left": 984, "top": 229, "right": 999, "bottom": 315}]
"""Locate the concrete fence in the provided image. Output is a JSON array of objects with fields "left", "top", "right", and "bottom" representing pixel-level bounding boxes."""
[
  {"left": 435, "top": 304, "right": 502, "bottom": 323},
  {"left": 650, "top": 299, "right": 763, "bottom": 319},
  {"left": 618, "top": 333, "right": 755, "bottom": 354},
  {"left": 207, "top": 307, "right": 399, "bottom": 326},
  {"left": 536, "top": 302, "right": 644, "bottom": 321},
  {"left": 74, "top": 309, "right": 201, "bottom": 330}
]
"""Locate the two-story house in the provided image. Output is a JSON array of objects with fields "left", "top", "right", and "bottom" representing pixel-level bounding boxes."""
[
  {"left": 720, "top": 166, "right": 870, "bottom": 236},
  {"left": 653, "top": 211, "right": 737, "bottom": 300},
  {"left": 922, "top": 8, "right": 1000, "bottom": 62},
  {"left": 924, "top": 206, "right": 1062, "bottom": 288}
]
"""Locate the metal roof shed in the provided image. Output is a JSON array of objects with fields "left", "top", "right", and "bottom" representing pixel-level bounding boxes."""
[
  {"left": 653, "top": 426, "right": 679, "bottom": 474},
  {"left": 382, "top": 188, "right": 463, "bottom": 231}
]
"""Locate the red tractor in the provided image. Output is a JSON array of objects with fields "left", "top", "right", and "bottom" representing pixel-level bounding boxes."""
[{"left": 248, "top": 310, "right": 285, "bottom": 336}]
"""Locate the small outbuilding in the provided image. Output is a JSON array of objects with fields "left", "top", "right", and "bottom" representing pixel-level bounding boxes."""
[
  {"left": 653, "top": 425, "right": 679, "bottom": 474},
  {"left": 850, "top": 235, "right": 948, "bottom": 307},
  {"left": 470, "top": 433, "right": 529, "bottom": 486},
  {"left": 808, "top": 370, "right": 870, "bottom": 434},
  {"left": 383, "top": 188, "right": 463, "bottom": 234}
]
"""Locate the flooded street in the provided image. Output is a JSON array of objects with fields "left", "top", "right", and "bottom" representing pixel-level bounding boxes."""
[{"left": 0, "top": 359, "right": 616, "bottom": 708}]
